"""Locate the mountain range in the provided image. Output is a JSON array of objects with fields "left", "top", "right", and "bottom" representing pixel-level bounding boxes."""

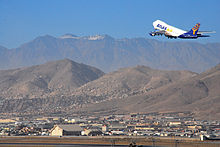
[
  {"left": 1, "top": 34, "right": 220, "bottom": 73},
  {"left": 0, "top": 59, "right": 219, "bottom": 120},
  {"left": 76, "top": 63, "right": 220, "bottom": 120}
]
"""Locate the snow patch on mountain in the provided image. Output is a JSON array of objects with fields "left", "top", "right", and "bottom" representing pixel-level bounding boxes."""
[
  {"left": 86, "top": 35, "right": 105, "bottom": 40},
  {"left": 60, "top": 34, "right": 106, "bottom": 40},
  {"left": 60, "top": 34, "right": 80, "bottom": 39}
]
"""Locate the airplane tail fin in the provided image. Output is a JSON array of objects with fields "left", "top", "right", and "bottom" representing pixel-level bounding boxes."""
[{"left": 186, "top": 23, "right": 200, "bottom": 36}]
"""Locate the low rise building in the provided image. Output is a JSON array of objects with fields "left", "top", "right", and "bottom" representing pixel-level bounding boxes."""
[{"left": 50, "top": 124, "right": 82, "bottom": 136}]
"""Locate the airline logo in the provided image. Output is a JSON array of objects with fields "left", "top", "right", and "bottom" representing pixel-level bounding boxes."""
[
  {"left": 192, "top": 23, "right": 200, "bottom": 35},
  {"left": 157, "top": 24, "right": 167, "bottom": 30},
  {"left": 157, "top": 24, "right": 173, "bottom": 32}
]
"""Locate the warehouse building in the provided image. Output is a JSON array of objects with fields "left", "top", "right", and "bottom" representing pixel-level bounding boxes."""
[{"left": 50, "top": 124, "right": 82, "bottom": 136}]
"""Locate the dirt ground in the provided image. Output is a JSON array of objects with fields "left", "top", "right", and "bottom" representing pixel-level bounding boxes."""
[{"left": 0, "top": 136, "right": 219, "bottom": 147}]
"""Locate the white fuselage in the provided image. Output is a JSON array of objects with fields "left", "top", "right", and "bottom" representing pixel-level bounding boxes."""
[{"left": 153, "top": 20, "right": 186, "bottom": 37}]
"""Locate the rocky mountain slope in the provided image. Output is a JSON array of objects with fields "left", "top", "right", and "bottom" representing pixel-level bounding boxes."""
[
  {"left": 71, "top": 66, "right": 196, "bottom": 103},
  {"left": 0, "top": 58, "right": 219, "bottom": 120},
  {"left": 0, "top": 59, "right": 104, "bottom": 99},
  {"left": 77, "top": 64, "right": 220, "bottom": 120},
  {"left": 1, "top": 34, "right": 220, "bottom": 73}
]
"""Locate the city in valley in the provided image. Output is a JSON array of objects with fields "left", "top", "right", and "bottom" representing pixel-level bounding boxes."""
[{"left": 0, "top": 112, "right": 219, "bottom": 139}]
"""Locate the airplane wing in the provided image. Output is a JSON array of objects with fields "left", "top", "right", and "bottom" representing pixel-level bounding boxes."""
[
  {"left": 198, "top": 31, "right": 216, "bottom": 34},
  {"left": 149, "top": 30, "right": 176, "bottom": 38},
  {"left": 149, "top": 30, "right": 166, "bottom": 36},
  {"left": 197, "top": 31, "right": 215, "bottom": 37}
]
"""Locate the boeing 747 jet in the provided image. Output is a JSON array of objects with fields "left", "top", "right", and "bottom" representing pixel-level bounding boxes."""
[{"left": 149, "top": 20, "right": 215, "bottom": 39}]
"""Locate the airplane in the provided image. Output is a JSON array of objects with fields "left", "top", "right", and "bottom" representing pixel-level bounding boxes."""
[{"left": 149, "top": 20, "right": 215, "bottom": 39}]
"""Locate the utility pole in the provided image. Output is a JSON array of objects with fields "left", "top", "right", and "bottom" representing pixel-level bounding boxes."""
[
  {"left": 152, "top": 138, "right": 156, "bottom": 147},
  {"left": 175, "top": 139, "right": 179, "bottom": 147},
  {"left": 111, "top": 139, "right": 115, "bottom": 147}
]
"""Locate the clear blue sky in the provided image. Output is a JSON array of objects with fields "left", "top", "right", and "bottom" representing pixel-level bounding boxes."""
[{"left": 1, "top": 0, "right": 220, "bottom": 49}]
